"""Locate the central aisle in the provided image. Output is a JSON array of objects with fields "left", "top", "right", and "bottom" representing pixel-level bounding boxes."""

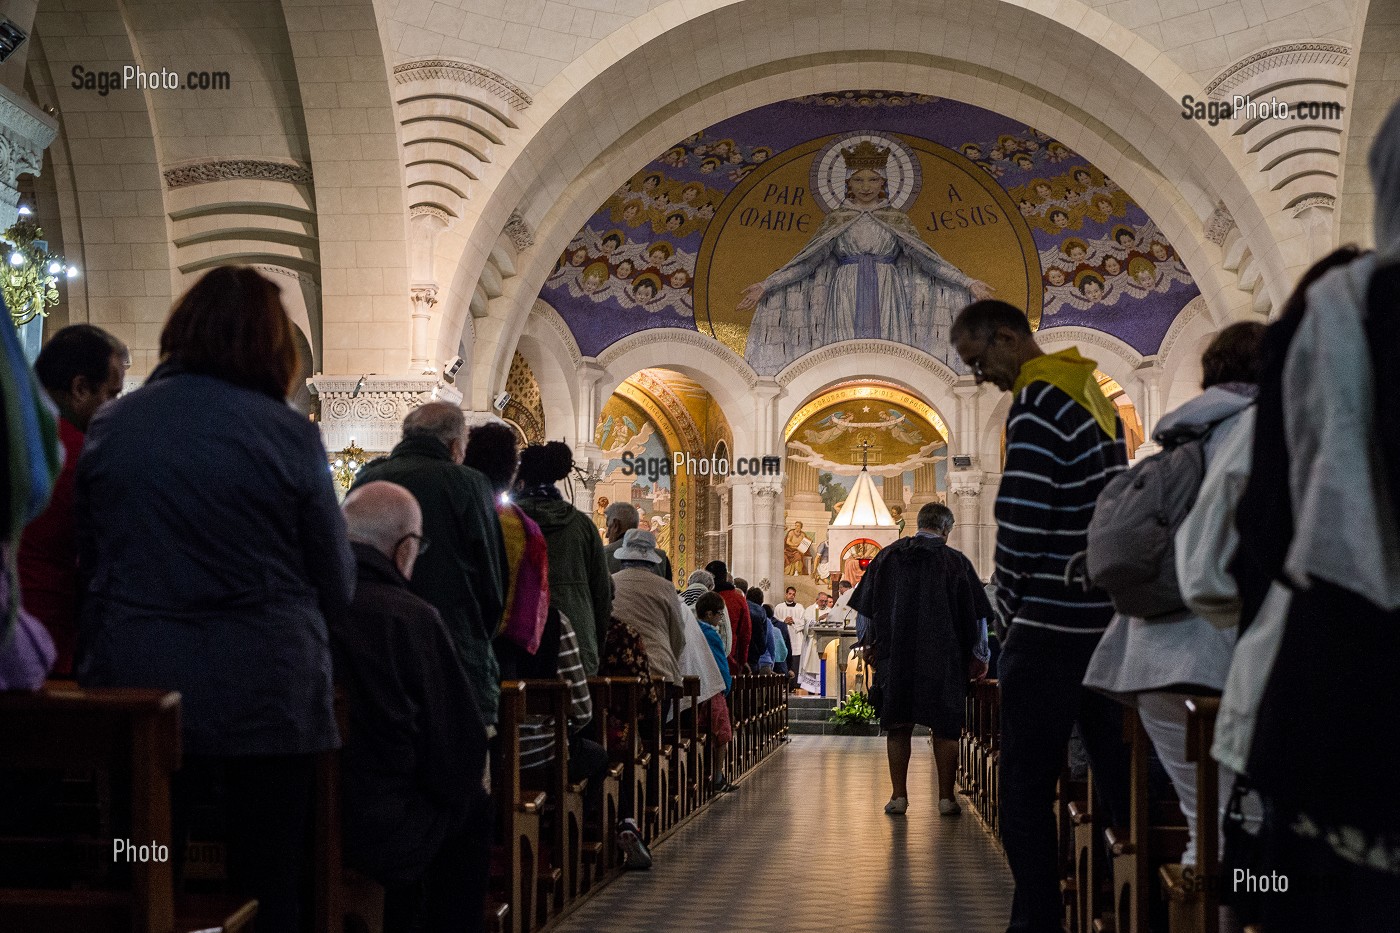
[{"left": 554, "top": 734, "right": 1015, "bottom": 933}]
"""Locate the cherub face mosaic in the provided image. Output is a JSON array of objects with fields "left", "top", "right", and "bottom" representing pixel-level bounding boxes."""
[{"left": 541, "top": 90, "right": 1200, "bottom": 370}]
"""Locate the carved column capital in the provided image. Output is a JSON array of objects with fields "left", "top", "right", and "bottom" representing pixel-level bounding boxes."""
[
  {"left": 410, "top": 285, "right": 439, "bottom": 311},
  {"left": 309, "top": 375, "right": 440, "bottom": 453},
  {"left": 0, "top": 86, "right": 57, "bottom": 227}
]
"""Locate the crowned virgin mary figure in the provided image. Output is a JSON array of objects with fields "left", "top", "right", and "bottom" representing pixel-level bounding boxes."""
[{"left": 737, "top": 136, "right": 994, "bottom": 374}]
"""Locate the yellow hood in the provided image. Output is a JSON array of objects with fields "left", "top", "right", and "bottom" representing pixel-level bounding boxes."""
[{"left": 1013, "top": 348, "right": 1118, "bottom": 439}]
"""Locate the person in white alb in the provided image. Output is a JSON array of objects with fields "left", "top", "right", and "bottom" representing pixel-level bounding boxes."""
[
  {"left": 775, "top": 586, "right": 805, "bottom": 687},
  {"left": 799, "top": 591, "right": 833, "bottom": 694}
]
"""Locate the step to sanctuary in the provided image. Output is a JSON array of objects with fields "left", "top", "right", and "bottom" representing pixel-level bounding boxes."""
[{"left": 786, "top": 695, "right": 928, "bottom": 736}]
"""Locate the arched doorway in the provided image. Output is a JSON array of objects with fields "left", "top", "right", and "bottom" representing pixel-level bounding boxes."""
[
  {"left": 781, "top": 379, "right": 951, "bottom": 606},
  {"left": 591, "top": 368, "right": 734, "bottom": 583}
]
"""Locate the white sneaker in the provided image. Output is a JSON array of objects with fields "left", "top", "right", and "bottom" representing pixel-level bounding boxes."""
[
  {"left": 884, "top": 797, "right": 908, "bottom": 815},
  {"left": 938, "top": 798, "right": 962, "bottom": 816}
]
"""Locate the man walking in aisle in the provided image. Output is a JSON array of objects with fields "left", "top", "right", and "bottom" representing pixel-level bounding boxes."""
[
  {"left": 952, "top": 300, "right": 1131, "bottom": 933},
  {"left": 849, "top": 503, "right": 991, "bottom": 816}
]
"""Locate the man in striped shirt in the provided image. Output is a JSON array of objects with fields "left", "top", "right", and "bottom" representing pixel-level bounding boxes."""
[{"left": 952, "top": 300, "right": 1131, "bottom": 933}]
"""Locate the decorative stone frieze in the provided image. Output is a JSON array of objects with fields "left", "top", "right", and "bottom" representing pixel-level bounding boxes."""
[
  {"left": 163, "top": 158, "right": 313, "bottom": 189},
  {"left": 308, "top": 375, "right": 441, "bottom": 453},
  {"left": 1204, "top": 202, "right": 1236, "bottom": 247},
  {"left": 505, "top": 210, "right": 535, "bottom": 251},
  {"left": 391, "top": 59, "right": 533, "bottom": 112}
]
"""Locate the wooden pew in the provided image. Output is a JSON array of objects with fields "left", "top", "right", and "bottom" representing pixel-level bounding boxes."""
[
  {"left": 1102, "top": 709, "right": 1187, "bottom": 933},
  {"left": 0, "top": 684, "right": 256, "bottom": 933},
  {"left": 581, "top": 679, "right": 624, "bottom": 885},
  {"left": 520, "top": 679, "right": 576, "bottom": 922},
  {"left": 495, "top": 682, "right": 544, "bottom": 933},
  {"left": 670, "top": 677, "right": 702, "bottom": 823},
  {"left": 636, "top": 678, "right": 672, "bottom": 842},
  {"left": 604, "top": 677, "right": 649, "bottom": 844},
  {"left": 1058, "top": 772, "right": 1087, "bottom": 933},
  {"left": 1067, "top": 772, "right": 1115, "bottom": 933},
  {"left": 1159, "top": 697, "right": 1223, "bottom": 933}
]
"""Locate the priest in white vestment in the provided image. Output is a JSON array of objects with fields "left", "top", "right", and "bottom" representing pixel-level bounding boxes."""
[{"left": 799, "top": 591, "right": 833, "bottom": 694}]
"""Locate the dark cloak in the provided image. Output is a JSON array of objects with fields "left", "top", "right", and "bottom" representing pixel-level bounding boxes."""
[{"left": 848, "top": 535, "right": 989, "bottom": 734}]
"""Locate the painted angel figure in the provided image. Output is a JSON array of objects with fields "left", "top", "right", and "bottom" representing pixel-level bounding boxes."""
[{"left": 737, "top": 137, "right": 994, "bottom": 375}]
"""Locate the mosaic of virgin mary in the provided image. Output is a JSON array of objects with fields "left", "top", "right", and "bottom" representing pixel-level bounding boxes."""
[{"left": 736, "top": 132, "right": 995, "bottom": 374}]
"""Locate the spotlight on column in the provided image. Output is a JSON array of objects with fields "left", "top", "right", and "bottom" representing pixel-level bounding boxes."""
[
  {"left": 952, "top": 456, "right": 973, "bottom": 468},
  {"left": 442, "top": 356, "right": 464, "bottom": 383},
  {"left": 493, "top": 391, "right": 511, "bottom": 412}
]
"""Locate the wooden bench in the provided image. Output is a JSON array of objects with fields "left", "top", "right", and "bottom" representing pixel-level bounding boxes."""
[
  {"left": 1104, "top": 709, "right": 1187, "bottom": 933},
  {"left": 495, "top": 682, "right": 544, "bottom": 933},
  {"left": 1159, "top": 697, "right": 1223, "bottom": 933},
  {"left": 0, "top": 684, "right": 256, "bottom": 933},
  {"left": 582, "top": 678, "right": 624, "bottom": 885},
  {"left": 519, "top": 679, "right": 576, "bottom": 924}
]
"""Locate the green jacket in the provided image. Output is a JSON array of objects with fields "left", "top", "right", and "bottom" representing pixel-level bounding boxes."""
[
  {"left": 352, "top": 436, "right": 507, "bottom": 726},
  {"left": 515, "top": 494, "right": 612, "bottom": 675}
]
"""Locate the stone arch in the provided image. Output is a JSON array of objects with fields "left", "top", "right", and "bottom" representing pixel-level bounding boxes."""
[
  {"left": 513, "top": 300, "right": 583, "bottom": 446},
  {"left": 451, "top": 0, "right": 1290, "bottom": 401},
  {"left": 594, "top": 328, "right": 760, "bottom": 457},
  {"left": 1035, "top": 327, "right": 1143, "bottom": 402},
  {"left": 776, "top": 341, "right": 958, "bottom": 455}
]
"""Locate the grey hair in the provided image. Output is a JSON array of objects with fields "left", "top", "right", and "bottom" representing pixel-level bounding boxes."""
[
  {"left": 343, "top": 481, "right": 422, "bottom": 557},
  {"left": 917, "top": 501, "right": 955, "bottom": 535},
  {"left": 604, "top": 500, "right": 640, "bottom": 528},
  {"left": 687, "top": 569, "right": 715, "bottom": 589},
  {"left": 402, "top": 401, "right": 466, "bottom": 449}
]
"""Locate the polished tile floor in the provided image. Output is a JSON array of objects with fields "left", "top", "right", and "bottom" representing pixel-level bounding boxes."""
[{"left": 555, "top": 735, "right": 1015, "bottom": 933}]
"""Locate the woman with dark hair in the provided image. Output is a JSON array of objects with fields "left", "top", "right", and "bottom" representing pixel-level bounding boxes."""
[
  {"left": 513, "top": 442, "right": 612, "bottom": 674},
  {"left": 75, "top": 265, "right": 354, "bottom": 931}
]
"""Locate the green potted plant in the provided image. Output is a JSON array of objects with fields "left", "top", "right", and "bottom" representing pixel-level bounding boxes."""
[{"left": 828, "top": 691, "right": 880, "bottom": 736}]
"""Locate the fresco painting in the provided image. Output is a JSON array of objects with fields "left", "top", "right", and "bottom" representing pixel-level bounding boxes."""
[{"left": 541, "top": 90, "right": 1200, "bottom": 365}]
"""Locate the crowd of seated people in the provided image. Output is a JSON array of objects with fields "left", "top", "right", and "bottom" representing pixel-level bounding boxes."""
[{"left": 0, "top": 269, "right": 789, "bottom": 932}]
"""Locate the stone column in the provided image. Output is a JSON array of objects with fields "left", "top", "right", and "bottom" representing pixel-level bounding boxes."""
[
  {"left": 728, "top": 478, "right": 755, "bottom": 579},
  {"left": 1133, "top": 358, "right": 1164, "bottom": 460},
  {"left": 907, "top": 462, "right": 941, "bottom": 514},
  {"left": 0, "top": 85, "right": 56, "bottom": 229},
  {"left": 711, "top": 482, "right": 732, "bottom": 566},
  {"left": 947, "top": 469, "right": 984, "bottom": 568},
  {"left": 751, "top": 480, "right": 784, "bottom": 596},
  {"left": 1292, "top": 197, "right": 1335, "bottom": 264},
  {"left": 977, "top": 472, "right": 1001, "bottom": 577},
  {"left": 409, "top": 285, "right": 438, "bottom": 375},
  {"left": 408, "top": 208, "right": 450, "bottom": 374},
  {"left": 883, "top": 473, "right": 907, "bottom": 519}
]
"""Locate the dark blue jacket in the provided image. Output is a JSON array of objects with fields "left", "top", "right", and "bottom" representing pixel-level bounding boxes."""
[{"left": 75, "top": 365, "right": 354, "bottom": 757}]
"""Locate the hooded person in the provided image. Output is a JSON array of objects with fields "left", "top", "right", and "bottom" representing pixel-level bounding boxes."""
[
  {"left": 1083, "top": 321, "right": 1267, "bottom": 869},
  {"left": 1211, "top": 100, "right": 1400, "bottom": 933},
  {"left": 513, "top": 442, "right": 612, "bottom": 676}
]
